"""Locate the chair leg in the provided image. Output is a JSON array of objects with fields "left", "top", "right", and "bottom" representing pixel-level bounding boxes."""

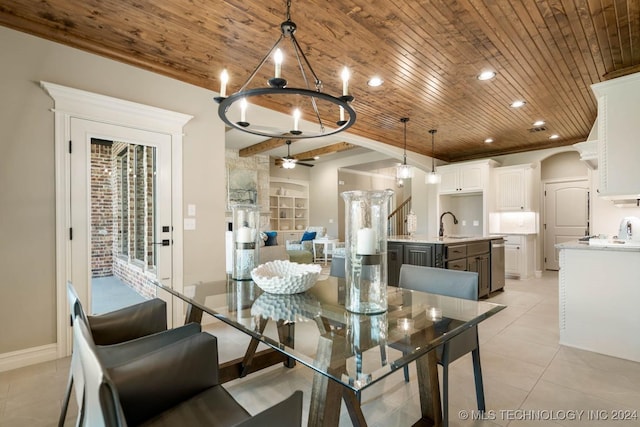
[
  {"left": 471, "top": 347, "right": 486, "bottom": 412},
  {"left": 58, "top": 372, "right": 73, "bottom": 427}
]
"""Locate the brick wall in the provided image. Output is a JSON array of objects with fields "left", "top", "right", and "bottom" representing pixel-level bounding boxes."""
[
  {"left": 90, "top": 142, "right": 114, "bottom": 277},
  {"left": 113, "top": 256, "right": 156, "bottom": 298}
]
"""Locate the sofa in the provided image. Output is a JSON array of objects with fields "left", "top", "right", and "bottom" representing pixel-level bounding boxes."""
[
  {"left": 258, "top": 231, "right": 289, "bottom": 264},
  {"left": 285, "top": 226, "right": 326, "bottom": 264},
  {"left": 257, "top": 227, "right": 327, "bottom": 265},
  {"left": 259, "top": 244, "right": 289, "bottom": 263}
]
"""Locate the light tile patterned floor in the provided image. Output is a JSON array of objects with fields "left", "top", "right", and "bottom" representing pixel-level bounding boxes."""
[{"left": 2, "top": 270, "right": 640, "bottom": 426}]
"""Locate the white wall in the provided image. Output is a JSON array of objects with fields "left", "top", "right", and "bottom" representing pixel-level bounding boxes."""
[
  {"left": 0, "top": 27, "right": 226, "bottom": 357},
  {"left": 590, "top": 169, "right": 640, "bottom": 237},
  {"left": 309, "top": 151, "right": 396, "bottom": 237}
]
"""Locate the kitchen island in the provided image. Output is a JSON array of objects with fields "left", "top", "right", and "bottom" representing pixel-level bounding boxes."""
[
  {"left": 556, "top": 241, "right": 640, "bottom": 363},
  {"left": 387, "top": 235, "right": 503, "bottom": 298}
]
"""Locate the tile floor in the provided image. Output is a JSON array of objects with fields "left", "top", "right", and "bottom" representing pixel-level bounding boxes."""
[
  {"left": 91, "top": 276, "right": 146, "bottom": 315},
  {"left": 2, "top": 270, "right": 640, "bottom": 426}
]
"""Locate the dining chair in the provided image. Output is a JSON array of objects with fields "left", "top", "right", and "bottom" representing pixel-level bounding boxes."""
[
  {"left": 60, "top": 281, "right": 200, "bottom": 426},
  {"left": 398, "top": 264, "right": 485, "bottom": 427},
  {"left": 72, "top": 306, "right": 304, "bottom": 427},
  {"left": 329, "top": 253, "right": 345, "bottom": 278}
]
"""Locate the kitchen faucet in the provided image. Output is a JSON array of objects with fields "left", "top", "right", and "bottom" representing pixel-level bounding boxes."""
[{"left": 439, "top": 211, "right": 459, "bottom": 238}]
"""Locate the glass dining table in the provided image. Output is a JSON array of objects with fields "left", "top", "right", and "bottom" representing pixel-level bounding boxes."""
[{"left": 154, "top": 276, "right": 505, "bottom": 427}]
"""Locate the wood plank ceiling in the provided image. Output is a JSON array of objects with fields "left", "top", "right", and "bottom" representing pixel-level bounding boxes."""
[{"left": 1, "top": 0, "right": 639, "bottom": 162}]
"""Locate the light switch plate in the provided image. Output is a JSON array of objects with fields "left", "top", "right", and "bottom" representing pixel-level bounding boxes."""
[
  {"left": 184, "top": 218, "right": 196, "bottom": 230},
  {"left": 187, "top": 204, "right": 196, "bottom": 216}
]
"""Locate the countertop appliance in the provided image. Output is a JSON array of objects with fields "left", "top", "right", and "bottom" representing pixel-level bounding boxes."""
[
  {"left": 618, "top": 216, "right": 640, "bottom": 241},
  {"left": 490, "top": 238, "right": 505, "bottom": 292}
]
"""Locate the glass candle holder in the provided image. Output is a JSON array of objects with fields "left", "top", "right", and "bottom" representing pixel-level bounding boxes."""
[
  {"left": 231, "top": 204, "right": 260, "bottom": 280},
  {"left": 346, "top": 311, "right": 388, "bottom": 387},
  {"left": 341, "top": 189, "right": 394, "bottom": 314}
]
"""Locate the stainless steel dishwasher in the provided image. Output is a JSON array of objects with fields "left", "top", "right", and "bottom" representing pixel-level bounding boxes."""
[{"left": 490, "top": 238, "right": 505, "bottom": 292}]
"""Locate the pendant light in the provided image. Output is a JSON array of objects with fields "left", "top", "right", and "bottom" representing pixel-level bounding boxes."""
[
  {"left": 396, "top": 117, "right": 413, "bottom": 180},
  {"left": 426, "top": 129, "right": 441, "bottom": 184}
]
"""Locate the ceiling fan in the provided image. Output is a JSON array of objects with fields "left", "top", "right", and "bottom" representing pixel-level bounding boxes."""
[{"left": 275, "top": 140, "right": 316, "bottom": 169}]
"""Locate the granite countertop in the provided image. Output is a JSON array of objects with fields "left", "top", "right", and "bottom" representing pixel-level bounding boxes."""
[
  {"left": 388, "top": 235, "right": 503, "bottom": 244},
  {"left": 556, "top": 240, "right": 640, "bottom": 252}
]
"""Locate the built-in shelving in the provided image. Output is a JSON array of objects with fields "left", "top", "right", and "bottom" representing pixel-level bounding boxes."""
[{"left": 269, "top": 178, "right": 309, "bottom": 239}]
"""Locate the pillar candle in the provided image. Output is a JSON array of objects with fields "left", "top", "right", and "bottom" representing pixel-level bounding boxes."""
[
  {"left": 357, "top": 227, "right": 376, "bottom": 255},
  {"left": 236, "top": 226, "right": 253, "bottom": 243}
]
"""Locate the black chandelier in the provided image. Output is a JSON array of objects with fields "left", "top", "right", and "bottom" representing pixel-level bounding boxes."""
[{"left": 214, "top": 0, "right": 356, "bottom": 139}]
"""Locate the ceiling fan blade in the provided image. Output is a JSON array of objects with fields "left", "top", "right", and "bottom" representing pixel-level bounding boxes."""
[
  {"left": 296, "top": 157, "right": 316, "bottom": 162},
  {"left": 297, "top": 162, "right": 314, "bottom": 167}
]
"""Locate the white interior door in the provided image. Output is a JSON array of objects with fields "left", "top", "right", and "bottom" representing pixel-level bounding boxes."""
[
  {"left": 70, "top": 118, "right": 173, "bottom": 311},
  {"left": 544, "top": 180, "right": 589, "bottom": 270}
]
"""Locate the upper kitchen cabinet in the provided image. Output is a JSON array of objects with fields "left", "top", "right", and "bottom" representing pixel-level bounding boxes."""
[
  {"left": 494, "top": 163, "right": 539, "bottom": 211},
  {"left": 591, "top": 72, "right": 640, "bottom": 200},
  {"left": 438, "top": 160, "right": 498, "bottom": 194}
]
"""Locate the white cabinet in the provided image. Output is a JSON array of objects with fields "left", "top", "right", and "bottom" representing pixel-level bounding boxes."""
[
  {"left": 591, "top": 73, "right": 640, "bottom": 199},
  {"left": 269, "top": 178, "right": 309, "bottom": 234},
  {"left": 559, "top": 245, "right": 640, "bottom": 362},
  {"left": 438, "top": 160, "right": 496, "bottom": 194},
  {"left": 494, "top": 164, "right": 537, "bottom": 211},
  {"left": 504, "top": 234, "right": 534, "bottom": 279}
]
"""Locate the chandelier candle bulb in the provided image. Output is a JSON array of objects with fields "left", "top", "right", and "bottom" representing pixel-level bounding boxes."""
[
  {"left": 240, "top": 98, "right": 248, "bottom": 123},
  {"left": 220, "top": 69, "right": 228, "bottom": 97},
  {"left": 274, "top": 49, "right": 283, "bottom": 78},
  {"left": 293, "top": 108, "right": 301, "bottom": 131},
  {"left": 339, "top": 105, "right": 345, "bottom": 122},
  {"left": 398, "top": 318, "right": 413, "bottom": 332},
  {"left": 427, "top": 307, "right": 442, "bottom": 321},
  {"left": 341, "top": 67, "right": 350, "bottom": 96}
]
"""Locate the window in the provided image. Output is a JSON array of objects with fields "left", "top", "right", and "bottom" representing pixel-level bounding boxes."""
[{"left": 115, "top": 143, "right": 157, "bottom": 271}]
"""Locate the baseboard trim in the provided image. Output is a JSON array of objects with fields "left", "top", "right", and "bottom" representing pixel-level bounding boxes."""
[{"left": 0, "top": 344, "right": 58, "bottom": 373}]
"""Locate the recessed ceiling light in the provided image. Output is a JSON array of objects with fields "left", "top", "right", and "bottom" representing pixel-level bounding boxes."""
[
  {"left": 549, "top": 134, "right": 559, "bottom": 140},
  {"left": 367, "top": 77, "right": 383, "bottom": 87},
  {"left": 477, "top": 70, "right": 496, "bottom": 81},
  {"left": 533, "top": 120, "right": 545, "bottom": 126},
  {"left": 510, "top": 100, "right": 526, "bottom": 108},
  {"left": 484, "top": 138, "right": 494, "bottom": 143}
]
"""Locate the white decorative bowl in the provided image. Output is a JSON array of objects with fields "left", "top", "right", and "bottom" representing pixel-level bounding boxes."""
[
  {"left": 251, "top": 260, "right": 322, "bottom": 294},
  {"left": 251, "top": 292, "right": 321, "bottom": 322}
]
